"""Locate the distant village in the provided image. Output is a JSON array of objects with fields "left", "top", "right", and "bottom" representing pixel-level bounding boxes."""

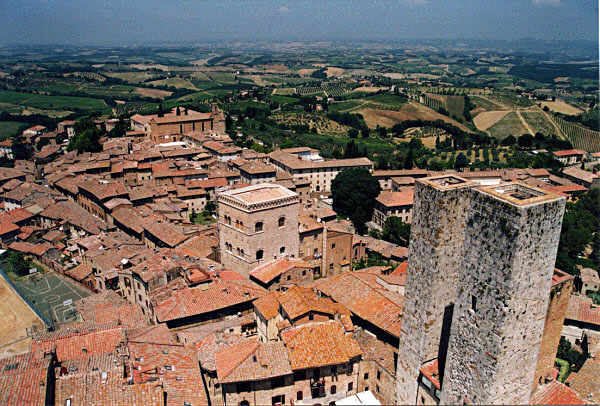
[{"left": 0, "top": 104, "right": 598, "bottom": 406}]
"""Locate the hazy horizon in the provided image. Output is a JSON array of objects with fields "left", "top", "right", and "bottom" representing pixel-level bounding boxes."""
[{"left": 0, "top": 0, "right": 598, "bottom": 46}]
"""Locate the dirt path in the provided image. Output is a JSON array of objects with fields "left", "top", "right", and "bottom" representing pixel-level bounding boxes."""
[
  {"left": 516, "top": 110, "right": 535, "bottom": 135},
  {"left": 540, "top": 108, "right": 567, "bottom": 140},
  {"left": 475, "top": 95, "right": 510, "bottom": 110}
]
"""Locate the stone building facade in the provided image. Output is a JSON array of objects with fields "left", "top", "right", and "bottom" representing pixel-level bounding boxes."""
[
  {"left": 217, "top": 184, "right": 300, "bottom": 277},
  {"left": 396, "top": 175, "right": 476, "bottom": 405},
  {"left": 440, "top": 183, "right": 566, "bottom": 405}
]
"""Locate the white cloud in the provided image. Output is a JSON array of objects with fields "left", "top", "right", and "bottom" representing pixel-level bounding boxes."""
[
  {"left": 278, "top": 6, "right": 290, "bottom": 13},
  {"left": 532, "top": 0, "right": 561, "bottom": 5}
]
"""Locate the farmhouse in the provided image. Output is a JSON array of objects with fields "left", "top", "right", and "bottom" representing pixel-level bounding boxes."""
[{"left": 552, "top": 149, "right": 588, "bottom": 165}]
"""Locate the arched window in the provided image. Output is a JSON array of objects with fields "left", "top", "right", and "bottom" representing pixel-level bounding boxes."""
[
  {"left": 255, "top": 222, "right": 263, "bottom": 233},
  {"left": 278, "top": 217, "right": 286, "bottom": 227},
  {"left": 236, "top": 220, "right": 240, "bottom": 229},
  {"left": 256, "top": 250, "right": 264, "bottom": 260}
]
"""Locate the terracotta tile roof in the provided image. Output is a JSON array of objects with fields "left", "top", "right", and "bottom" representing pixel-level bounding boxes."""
[
  {"left": 566, "top": 295, "right": 600, "bottom": 326},
  {"left": 127, "top": 341, "right": 208, "bottom": 406},
  {"left": 249, "top": 258, "right": 313, "bottom": 284},
  {"left": 562, "top": 166, "right": 598, "bottom": 184},
  {"left": 31, "top": 323, "right": 125, "bottom": 361},
  {"left": 185, "top": 177, "right": 228, "bottom": 189},
  {"left": 153, "top": 280, "right": 267, "bottom": 323},
  {"left": 9, "top": 241, "right": 54, "bottom": 257},
  {"left": 278, "top": 286, "right": 348, "bottom": 320},
  {"left": 376, "top": 189, "right": 415, "bottom": 208},
  {"left": 281, "top": 321, "right": 361, "bottom": 370},
  {"left": 269, "top": 150, "right": 373, "bottom": 170},
  {"left": 65, "top": 263, "right": 93, "bottom": 281},
  {"left": 216, "top": 339, "right": 292, "bottom": 383},
  {"left": 0, "top": 207, "right": 36, "bottom": 225},
  {"left": 0, "top": 221, "right": 19, "bottom": 236},
  {"left": 75, "top": 291, "right": 149, "bottom": 328},
  {"left": 530, "top": 380, "right": 585, "bottom": 405},
  {"left": 193, "top": 332, "right": 247, "bottom": 371},
  {"left": 0, "top": 351, "right": 51, "bottom": 406},
  {"left": 253, "top": 292, "right": 282, "bottom": 320},
  {"left": 55, "top": 352, "right": 164, "bottom": 406},
  {"left": 78, "top": 180, "right": 128, "bottom": 201},
  {"left": 392, "top": 261, "right": 408, "bottom": 275},
  {"left": 420, "top": 359, "right": 441, "bottom": 390},
  {"left": 142, "top": 217, "right": 190, "bottom": 247},
  {"left": 553, "top": 149, "right": 587, "bottom": 157},
  {"left": 313, "top": 272, "right": 403, "bottom": 338},
  {"left": 545, "top": 184, "right": 589, "bottom": 194}
]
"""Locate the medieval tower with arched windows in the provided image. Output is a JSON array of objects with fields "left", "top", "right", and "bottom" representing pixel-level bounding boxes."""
[{"left": 217, "top": 184, "right": 300, "bottom": 277}]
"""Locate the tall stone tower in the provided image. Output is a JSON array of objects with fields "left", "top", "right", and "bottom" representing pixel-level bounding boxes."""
[
  {"left": 217, "top": 183, "right": 300, "bottom": 278},
  {"left": 440, "top": 183, "right": 565, "bottom": 405},
  {"left": 396, "top": 175, "right": 476, "bottom": 404}
]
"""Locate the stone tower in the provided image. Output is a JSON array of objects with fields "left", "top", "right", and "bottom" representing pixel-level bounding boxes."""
[
  {"left": 440, "top": 183, "right": 566, "bottom": 405},
  {"left": 217, "top": 183, "right": 300, "bottom": 277},
  {"left": 396, "top": 175, "right": 476, "bottom": 404}
]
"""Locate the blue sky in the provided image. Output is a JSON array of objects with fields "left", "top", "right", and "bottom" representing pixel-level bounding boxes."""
[{"left": 0, "top": 0, "right": 597, "bottom": 45}]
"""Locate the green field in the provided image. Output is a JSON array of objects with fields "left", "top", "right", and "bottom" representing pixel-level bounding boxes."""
[
  {"left": 104, "top": 71, "right": 157, "bottom": 83},
  {"left": 470, "top": 95, "right": 505, "bottom": 112},
  {"left": 328, "top": 100, "right": 366, "bottom": 112},
  {"left": 207, "top": 72, "right": 237, "bottom": 84},
  {"left": 0, "top": 122, "right": 25, "bottom": 140},
  {"left": 269, "top": 95, "right": 298, "bottom": 105},
  {"left": 486, "top": 111, "right": 528, "bottom": 140},
  {"left": 272, "top": 88, "right": 296, "bottom": 95},
  {"left": 521, "top": 112, "right": 559, "bottom": 137},
  {"left": 149, "top": 77, "right": 198, "bottom": 90},
  {"left": 0, "top": 90, "right": 106, "bottom": 111},
  {"left": 363, "top": 94, "right": 408, "bottom": 108}
]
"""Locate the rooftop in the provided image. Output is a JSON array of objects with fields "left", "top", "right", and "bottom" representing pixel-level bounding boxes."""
[
  {"left": 280, "top": 321, "right": 361, "bottom": 370},
  {"left": 218, "top": 183, "right": 297, "bottom": 207},
  {"left": 215, "top": 340, "right": 292, "bottom": 383},
  {"left": 375, "top": 189, "right": 415, "bottom": 208},
  {"left": 249, "top": 257, "right": 313, "bottom": 284},
  {"left": 529, "top": 379, "right": 584, "bottom": 405},
  {"left": 419, "top": 175, "right": 475, "bottom": 190},
  {"left": 479, "top": 182, "right": 562, "bottom": 206},
  {"left": 566, "top": 359, "right": 600, "bottom": 405}
]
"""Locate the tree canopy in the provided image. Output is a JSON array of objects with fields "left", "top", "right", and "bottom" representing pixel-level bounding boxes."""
[
  {"left": 381, "top": 216, "right": 411, "bottom": 246},
  {"left": 331, "top": 168, "right": 381, "bottom": 235}
]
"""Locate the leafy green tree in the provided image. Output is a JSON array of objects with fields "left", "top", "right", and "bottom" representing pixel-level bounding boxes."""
[
  {"left": 108, "top": 118, "right": 129, "bottom": 138},
  {"left": 67, "top": 127, "right": 103, "bottom": 153},
  {"left": 501, "top": 135, "right": 517, "bottom": 146},
  {"left": 8, "top": 251, "right": 32, "bottom": 276},
  {"left": 361, "top": 128, "right": 370, "bottom": 138},
  {"left": 455, "top": 152, "right": 468, "bottom": 170},
  {"left": 348, "top": 128, "right": 359, "bottom": 139},
  {"left": 518, "top": 133, "right": 534, "bottom": 148},
  {"left": 381, "top": 216, "right": 411, "bottom": 246},
  {"left": 331, "top": 168, "right": 381, "bottom": 235},
  {"left": 11, "top": 133, "right": 32, "bottom": 160},
  {"left": 205, "top": 201, "right": 216, "bottom": 214}
]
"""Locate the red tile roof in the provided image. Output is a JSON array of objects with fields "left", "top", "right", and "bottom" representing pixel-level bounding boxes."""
[
  {"left": 420, "top": 359, "right": 441, "bottom": 390},
  {"left": 0, "top": 352, "right": 51, "bottom": 406},
  {"left": 153, "top": 280, "right": 267, "bottom": 323},
  {"left": 9, "top": 241, "right": 54, "bottom": 257},
  {"left": 65, "top": 263, "right": 93, "bottom": 281},
  {"left": 552, "top": 149, "right": 587, "bottom": 157},
  {"left": 313, "top": 272, "right": 403, "bottom": 338},
  {"left": 530, "top": 380, "right": 585, "bottom": 405},
  {"left": 281, "top": 321, "right": 361, "bottom": 370},
  {"left": 566, "top": 295, "right": 600, "bottom": 326},
  {"left": 376, "top": 189, "right": 415, "bottom": 208},
  {"left": 567, "top": 359, "right": 600, "bottom": 404},
  {"left": 249, "top": 258, "right": 313, "bottom": 284},
  {"left": 31, "top": 323, "right": 124, "bottom": 361}
]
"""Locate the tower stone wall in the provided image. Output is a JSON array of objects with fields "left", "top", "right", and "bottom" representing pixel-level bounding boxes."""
[
  {"left": 395, "top": 175, "right": 476, "bottom": 404},
  {"left": 439, "top": 183, "right": 566, "bottom": 405}
]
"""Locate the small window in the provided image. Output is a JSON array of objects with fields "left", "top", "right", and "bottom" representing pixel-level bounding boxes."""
[
  {"left": 348, "top": 382, "right": 353, "bottom": 392},
  {"left": 278, "top": 217, "right": 286, "bottom": 227},
  {"left": 376, "top": 385, "right": 380, "bottom": 393},
  {"left": 255, "top": 222, "right": 263, "bottom": 233},
  {"left": 256, "top": 250, "right": 264, "bottom": 260},
  {"left": 364, "top": 372, "right": 369, "bottom": 380},
  {"left": 309, "top": 314, "right": 314, "bottom": 321},
  {"left": 377, "top": 370, "right": 381, "bottom": 380},
  {"left": 297, "top": 391, "right": 303, "bottom": 401},
  {"left": 471, "top": 295, "right": 477, "bottom": 312},
  {"left": 331, "top": 385, "right": 336, "bottom": 395},
  {"left": 331, "top": 243, "right": 336, "bottom": 249},
  {"left": 302, "top": 270, "right": 307, "bottom": 276},
  {"left": 287, "top": 275, "right": 291, "bottom": 281},
  {"left": 280, "top": 246, "right": 286, "bottom": 254}
]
